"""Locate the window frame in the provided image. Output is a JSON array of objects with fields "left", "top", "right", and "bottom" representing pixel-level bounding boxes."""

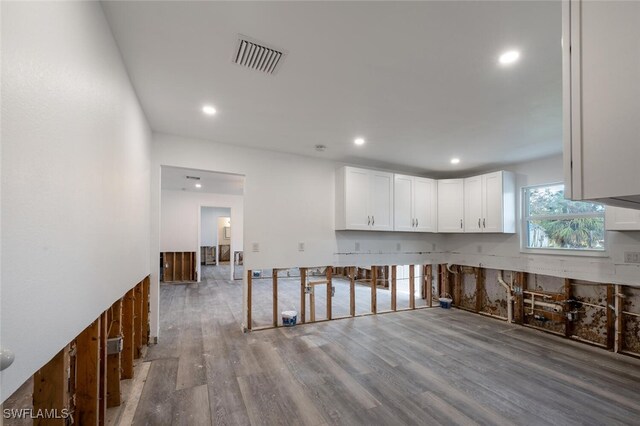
[{"left": 520, "top": 182, "right": 608, "bottom": 257}]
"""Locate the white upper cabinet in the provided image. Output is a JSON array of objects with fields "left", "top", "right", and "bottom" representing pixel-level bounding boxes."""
[
  {"left": 563, "top": 0, "right": 640, "bottom": 209},
  {"left": 394, "top": 175, "right": 437, "bottom": 232},
  {"left": 464, "top": 172, "right": 515, "bottom": 233},
  {"left": 605, "top": 206, "right": 640, "bottom": 231},
  {"left": 437, "top": 179, "right": 465, "bottom": 233},
  {"left": 336, "top": 166, "right": 393, "bottom": 231}
]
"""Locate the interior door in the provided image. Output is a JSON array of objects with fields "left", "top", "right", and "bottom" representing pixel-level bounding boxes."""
[
  {"left": 414, "top": 178, "right": 436, "bottom": 232},
  {"left": 394, "top": 174, "right": 414, "bottom": 232},
  {"left": 464, "top": 176, "right": 483, "bottom": 232},
  {"left": 370, "top": 171, "right": 394, "bottom": 231},
  {"left": 345, "top": 167, "right": 371, "bottom": 230},
  {"left": 483, "top": 172, "right": 503, "bottom": 233},
  {"left": 437, "top": 179, "right": 464, "bottom": 232}
]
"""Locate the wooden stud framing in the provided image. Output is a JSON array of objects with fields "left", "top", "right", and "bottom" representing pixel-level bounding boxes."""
[
  {"left": 350, "top": 266, "right": 356, "bottom": 317},
  {"left": 247, "top": 270, "right": 252, "bottom": 331},
  {"left": 409, "top": 265, "right": 416, "bottom": 309},
  {"left": 515, "top": 272, "right": 526, "bottom": 325},
  {"left": 142, "top": 276, "right": 150, "bottom": 345},
  {"left": 391, "top": 265, "right": 397, "bottom": 311},
  {"left": 33, "top": 346, "right": 70, "bottom": 426},
  {"left": 606, "top": 284, "right": 615, "bottom": 350},
  {"left": 300, "top": 268, "right": 307, "bottom": 324},
  {"left": 310, "top": 280, "right": 316, "bottom": 322},
  {"left": 121, "top": 289, "right": 135, "bottom": 379},
  {"left": 99, "top": 312, "right": 108, "bottom": 426},
  {"left": 106, "top": 299, "right": 122, "bottom": 408},
  {"left": 272, "top": 269, "right": 278, "bottom": 327},
  {"left": 475, "top": 268, "right": 484, "bottom": 313},
  {"left": 454, "top": 267, "right": 462, "bottom": 307},
  {"left": 134, "top": 282, "right": 143, "bottom": 359},
  {"left": 615, "top": 284, "right": 623, "bottom": 353},
  {"left": 76, "top": 318, "right": 101, "bottom": 426},
  {"left": 564, "top": 278, "right": 573, "bottom": 338},
  {"left": 371, "top": 266, "right": 377, "bottom": 314},
  {"left": 326, "top": 266, "right": 333, "bottom": 320}
]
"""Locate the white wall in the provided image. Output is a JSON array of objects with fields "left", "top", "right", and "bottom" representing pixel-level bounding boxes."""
[
  {"left": 160, "top": 189, "right": 243, "bottom": 280},
  {"left": 1, "top": 2, "right": 151, "bottom": 401},
  {"left": 201, "top": 207, "right": 230, "bottom": 247},
  {"left": 446, "top": 155, "right": 640, "bottom": 285},
  {"left": 150, "top": 132, "right": 448, "bottom": 334}
]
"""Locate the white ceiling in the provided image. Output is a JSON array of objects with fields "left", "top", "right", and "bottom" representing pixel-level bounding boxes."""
[
  {"left": 161, "top": 166, "right": 244, "bottom": 195},
  {"left": 103, "top": 1, "right": 562, "bottom": 176}
]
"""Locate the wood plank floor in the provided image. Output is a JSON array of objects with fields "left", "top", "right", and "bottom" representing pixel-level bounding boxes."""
[{"left": 131, "top": 265, "right": 640, "bottom": 425}]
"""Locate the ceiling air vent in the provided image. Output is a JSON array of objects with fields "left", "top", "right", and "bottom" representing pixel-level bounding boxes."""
[
  {"left": 186, "top": 176, "right": 201, "bottom": 181},
  {"left": 232, "top": 35, "right": 286, "bottom": 75}
]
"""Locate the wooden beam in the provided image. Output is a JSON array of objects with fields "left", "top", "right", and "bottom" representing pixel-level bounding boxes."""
[
  {"left": 310, "top": 280, "right": 316, "bottom": 322},
  {"left": 350, "top": 266, "right": 356, "bottom": 317},
  {"left": 247, "top": 270, "right": 252, "bottom": 331},
  {"left": 515, "top": 272, "right": 526, "bottom": 325},
  {"left": 371, "top": 266, "right": 377, "bottom": 314},
  {"left": 121, "top": 289, "right": 135, "bottom": 379},
  {"left": 615, "top": 284, "right": 623, "bottom": 353},
  {"left": 272, "top": 269, "right": 278, "bottom": 327},
  {"left": 606, "top": 284, "right": 615, "bottom": 350},
  {"left": 475, "top": 267, "right": 484, "bottom": 313},
  {"left": 134, "top": 282, "right": 143, "bottom": 359},
  {"left": 300, "top": 268, "right": 307, "bottom": 324},
  {"left": 564, "top": 278, "right": 573, "bottom": 338},
  {"left": 76, "top": 318, "right": 101, "bottom": 426},
  {"left": 99, "top": 312, "right": 108, "bottom": 426},
  {"left": 326, "top": 266, "right": 333, "bottom": 320},
  {"left": 142, "top": 276, "right": 150, "bottom": 345},
  {"left": 409, "top": 265, "right": 415, "bottom": 309},
  {"left": 33, "top": 346, "right": 70, "bottom": 426},
  {"left": 106, "top": 299, "right": 122, "bottom": 408},
  {"left": 391, "top": 265, "right": 397, "bottom": 311},
  {"left": 426, "top": 265, "right": 433, "bottom": 307}
]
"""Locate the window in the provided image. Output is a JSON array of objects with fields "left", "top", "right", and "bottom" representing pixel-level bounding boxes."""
[{"left": 523, "top": 183, "right": 605, "bottom": 252}]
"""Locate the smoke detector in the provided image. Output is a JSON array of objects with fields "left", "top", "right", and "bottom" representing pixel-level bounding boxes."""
[
  {"left": 315, "top": 144, "right": 327, "bottom": 152},
  {"left": 232, "top": 35, "right": 287, "bottom": 75}
]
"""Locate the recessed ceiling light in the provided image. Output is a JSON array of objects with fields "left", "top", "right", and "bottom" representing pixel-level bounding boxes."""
[
  {"left": 499, "top": 50, "right": 520, "bottom": 65},
  {"left": 451, "top": 158, "right": 460, "bottom": 165},
  {"left": 195, "top": 183, "right": 202, "bottom": 188},
  {"left": 354, "top": 137, "right": 365, "bottom": 146},
  {"left": 202, "top": 105, "right": 217, "bottom": 116}
]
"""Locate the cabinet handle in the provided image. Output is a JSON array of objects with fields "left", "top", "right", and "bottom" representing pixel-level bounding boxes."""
[
  {"left": 372, "top": 216, "right": 375, "bottom": 226},
  {"left": 416, "top": 218, "right": 418, "bottom": 227},
  {"left": 460, "top": 219, "right": 463, "bottom": 229},
  {"left": 368, "top": 216, "right": 371, "bottom": 226},
  {"left": 483, "top": 218, "right": 486, "bottom": 228},
  {"left": 412, "top": 218, "right": 415, "bottom": 227},
  {"left": 478, "top": 218, "right": 481, "bottom": 228}
]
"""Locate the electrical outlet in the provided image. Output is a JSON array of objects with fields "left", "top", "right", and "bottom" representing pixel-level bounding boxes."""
[
  {"left": 252, "top": 242, "right": 260, "bottom": 253},
  {"left": 624, "top": 251, "right": 640, "bottom": 263},
  {"left": 298, "top": 242, "right": 305, "bottom": 252},
  {"left": 355, "top": 242, "right": 360, "bottom": 251}
]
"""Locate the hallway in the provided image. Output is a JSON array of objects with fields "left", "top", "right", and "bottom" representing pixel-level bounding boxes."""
[{"left": 122, "top": 268, "right": 640, "bottom": 425}]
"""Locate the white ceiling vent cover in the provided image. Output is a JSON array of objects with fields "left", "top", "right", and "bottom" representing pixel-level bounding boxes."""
[{"left": 232, "top": 35, "right": 287, "bottom": 75}]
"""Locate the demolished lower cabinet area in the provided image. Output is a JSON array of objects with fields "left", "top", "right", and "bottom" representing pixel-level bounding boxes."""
[
  {"left": 335, "top": 166, "right": 394, "bottom": 231},
  {"left": 562, "top": 1, "right": 640, "bottom": 208}
]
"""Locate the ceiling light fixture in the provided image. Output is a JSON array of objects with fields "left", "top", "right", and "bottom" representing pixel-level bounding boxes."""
[
  {"left": 202, "top": 105, "right": 217, "bottom": 116},
  {"left": 354, "top": 137, "right": 365, "bottom": 146},
  {"left": 451, "top": 158, "right": 460, "bottom": 165},
  {"left": 499, "top": 50, "right": 520, "bottom": 65},
  {"left": 195, "top": 183, "right": 202, "bottom": 188}
]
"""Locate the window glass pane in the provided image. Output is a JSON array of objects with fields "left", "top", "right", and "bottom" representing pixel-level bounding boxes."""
[
  {"left": 527, "top": 185, "right": 605, "bottom": 216},
  {"left": 526, "top": 217, "right": 605, "bottom": 250}
]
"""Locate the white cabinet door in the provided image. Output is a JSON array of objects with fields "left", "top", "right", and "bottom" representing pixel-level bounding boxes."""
[
  {"left": 344, "top": 167, "right": 371, "bottom": 230},
  {"left": 370, "top": 171, "right": 394, "bottom": 231},
  {"left": 464, "top": 176, "right": 483, "bottom": 233},
  {"left": 437, "top": 179, "right": 464, "bottom": 233},
  {"left": 605, "top": 206, "right": 640, "bottom": 231},
  {"left": 394, "top": 174, "right": 414, "bottom": 232},
  {"left": 414, "top": 177, "right": 437, "bottom": 232},
  {"left": 483, "top": 172, "right": 504, "bottom": 233}
]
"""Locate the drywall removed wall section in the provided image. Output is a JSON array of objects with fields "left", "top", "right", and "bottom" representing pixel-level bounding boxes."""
[
  {"left": 1, "top": 2, "right": 151, "bottom": 401},
  {"left": 446, "top": 155, "right": 640, "bottom": 287}
]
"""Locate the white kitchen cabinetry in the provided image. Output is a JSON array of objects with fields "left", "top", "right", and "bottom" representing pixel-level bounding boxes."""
[
  {"left": 437, "top": 179, "right": 465, "bottom": 233},
  {"left": 394, "top": 174, "right": 437, "bottom": 232},
  {"left": 464, "top": 171, "right": 516, "bottom": 233},
  {"left": 336, "top": 166, "right": 393, "bottom": 231},
  {"left": 605, "top": 206, "right": 640, "bottom": 231},
  {"left": 563, "top": 0, "right": 640, "bottom": 209}
]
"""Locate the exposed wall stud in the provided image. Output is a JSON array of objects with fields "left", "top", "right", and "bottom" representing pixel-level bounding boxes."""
[
  {"left": 272, "top": 269, "right": 278, "bottom": 327},
  {"left": 391, "top": 265, "right": 397, "bottom": 311},
  {"left": 409, "top": 265, "right": 416, "bottom": 309},
  {"left": 247, "top": 270, "right": 253, "bottom": 331},
  {"left": 350, "top": 266, "right": 356, "bottom": 317},
  {"left": 106, "top": 299, "right": 122, "bottom": 407},
  {"left": 32, "top": 346, "right": 70, "bottom": 426},
  {"left": 326, "top": 266, "right": 333, "bottom": 320},
  {"left": 76, "top": 319, "right": 101, "bottom": 426},
  {"left": 121, "top": 289, "right": 135, "bottom": 379},
  {"left": 371, "top": 266, "right": 377, "bottom": 314},
  {"left": 300, "top": 268, "right": 307, "bottom": 324}
]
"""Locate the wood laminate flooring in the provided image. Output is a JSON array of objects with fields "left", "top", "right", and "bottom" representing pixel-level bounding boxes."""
[{"left": 128, "top": 265, "right": 640, "bottom": 425}]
